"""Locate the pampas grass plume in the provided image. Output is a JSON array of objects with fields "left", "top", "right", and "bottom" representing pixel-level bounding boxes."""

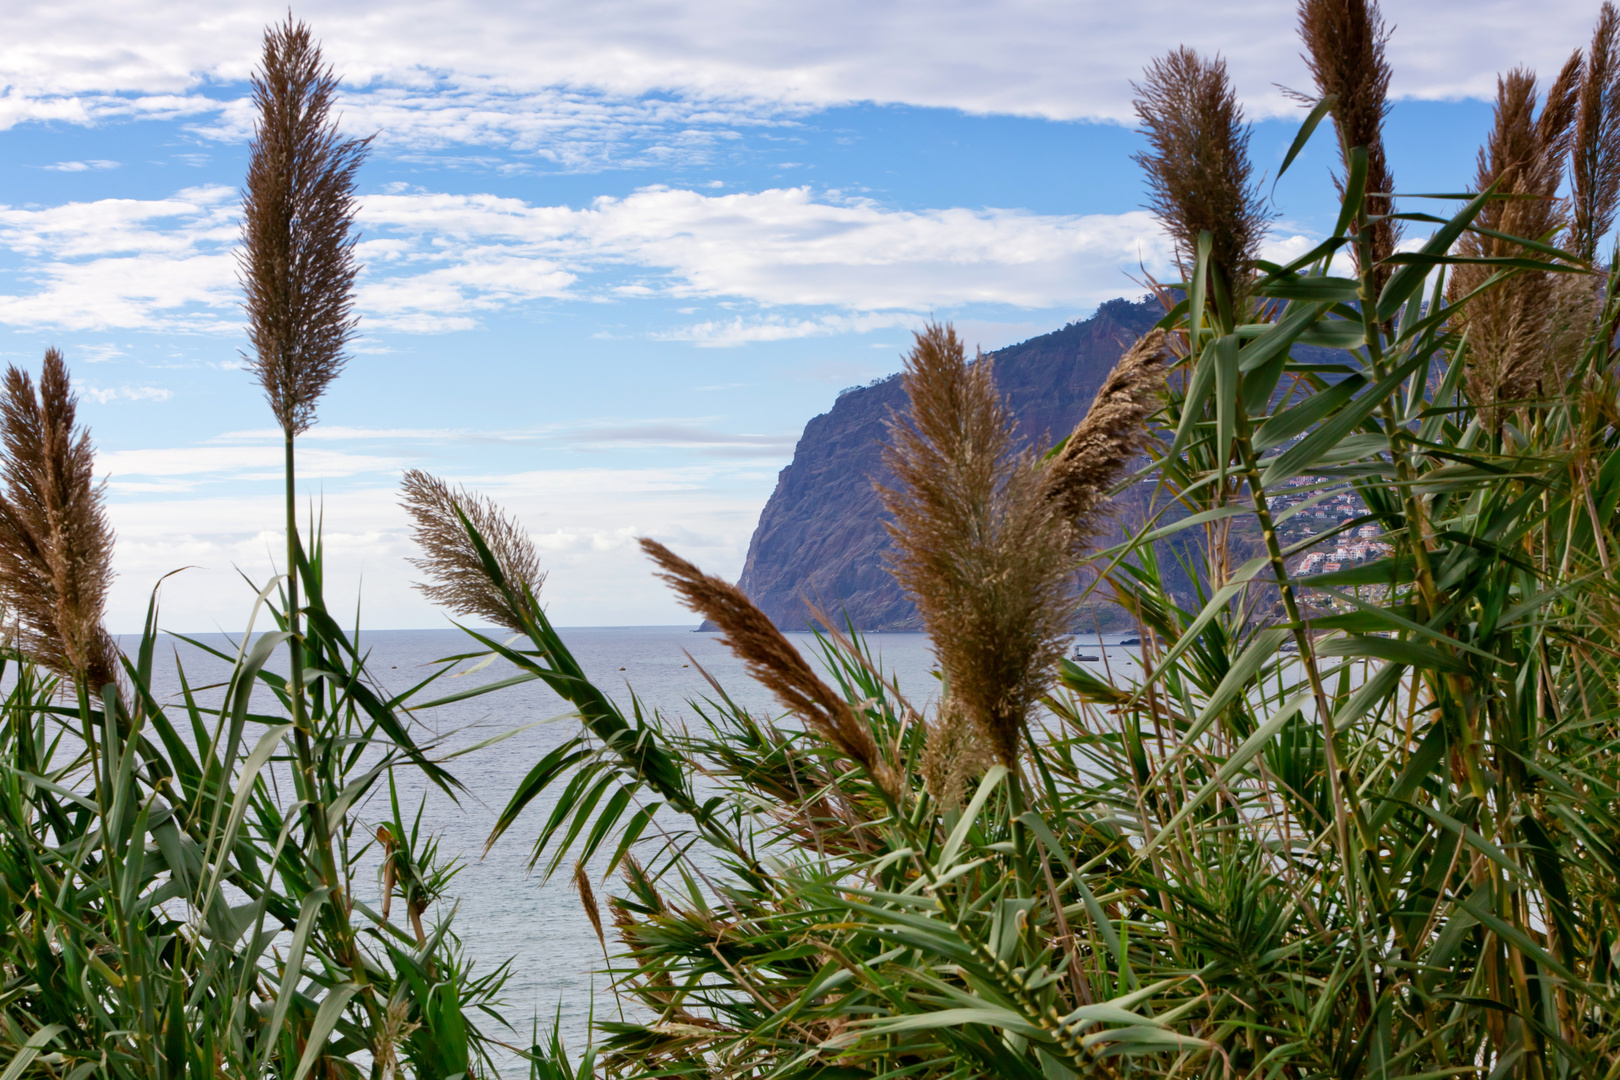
[
  {"left": 1133, "top": 48, "right": 1271, "bottom": 306},
  {"left": 400, "top": 469, "right": 546, "bottom": 633},
  {"left": 239, "top": 16, "right": 370, "bottom": 436},
  {"left": 640, "top": 537, "right": 900, "bottom": 801},
  {"left": 1298, "top": 0, "right": 1402, "bottom": 289},
  {"left": 1452, "top": 59, "right": 1583, "bottom": 416},
  {"left": 573, "top": 858, "right": 607, "bottom": 950},
  {"left": 1046, "top": 330, "right": 1168, "bottom": 541},
  {"left": 0, "top": 349, "right": 118, "bottom": 692},
  {"left": 1573, "top": 3, "right": 1620, "bottom": 261},
  {"left": 878, "top": 324, "right": 1074, "bottom": 770}
]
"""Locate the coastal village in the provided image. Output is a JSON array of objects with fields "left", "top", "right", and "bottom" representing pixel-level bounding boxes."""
[{"left": 1268, "top": 476, "right": 1394, "bottom": 576}]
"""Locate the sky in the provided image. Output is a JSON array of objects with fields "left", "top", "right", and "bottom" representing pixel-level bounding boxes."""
[{"left": 0, "top": 0, "right": 1603, "bottom": 632}]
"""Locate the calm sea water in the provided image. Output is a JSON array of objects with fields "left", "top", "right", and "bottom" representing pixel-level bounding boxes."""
[{"left": 113, "top": 625, "right": 1142, "bottom": 1070}]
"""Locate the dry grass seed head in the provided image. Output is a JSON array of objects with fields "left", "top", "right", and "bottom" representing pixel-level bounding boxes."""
[
  {"left": 1046, "top": 329, "right": 1168, "bottom": 545},
  {"left": 1573, "top": 3, "right": 1620, "bottom": 260},
  {"left": 919, "top": 695, "right": 993, "bottom": 811},
  {"left": 573, "top": 859, "right": 607, "bottom": 950},
  {"left": 239, "top": 16, "right": 371, "bottom": 436},
  {"left": 1133, "top": 47, "right": 1272, "bottom": 307},
  {"left": 1451, "top": 60, "right": 1584, "bottom": 417},
  {"left": 0, "top": 349, "right": 118, "bottom": 693},
  {"left": 400, "top": 469, "right": 545, "bottom": 633},
  {"left": 878, "top": 323, "right": 1074, "bottom": 770},
  {"left": 1298, "top": 0, "right": 1402, "bottom": 289},
  {"left": 640, "top": 538, "right": 899, "bottom": 800}
]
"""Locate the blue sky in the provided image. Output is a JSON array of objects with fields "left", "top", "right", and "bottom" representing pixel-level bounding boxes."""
[{"left": 0, "top": 0, "right": 1598, "bottom": 630}]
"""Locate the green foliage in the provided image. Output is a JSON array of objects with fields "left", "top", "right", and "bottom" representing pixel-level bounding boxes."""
[
  {"left": 10, "top": 11, "right": 1620, "bottom": 1080},
  {"left": 0, "top": 545, "right": 509, "bottom": 1080},
  {"left": 468, "top": 87, "right": 1620, "bottom": 1080}
]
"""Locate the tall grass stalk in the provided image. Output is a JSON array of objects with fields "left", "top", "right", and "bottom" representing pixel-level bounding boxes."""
[
  {"left": 0, "top": 19, "right": 519, "bottom": 1080},
  {"left": 238, "top": 14, "right": 378, "bottom": 1035}
]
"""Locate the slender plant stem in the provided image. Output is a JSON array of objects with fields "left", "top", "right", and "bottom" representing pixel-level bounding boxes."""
[{"left": 283, "top": 427, "right": 377, "bottom": 1024}]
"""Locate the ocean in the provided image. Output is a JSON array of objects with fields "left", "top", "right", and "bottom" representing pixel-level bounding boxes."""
[{"left": 115, "top": 625, "right": 1140, "bottom": 1070}]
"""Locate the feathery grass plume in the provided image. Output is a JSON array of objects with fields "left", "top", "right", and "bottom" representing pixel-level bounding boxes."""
[
  {"left": 1298, "top": 0, "right": 1402, "bottom": 291},
  {"left": 639, "top": 537, "right": 900, "bottom": 800},
  {"left": 1573, "top": 3, "right": 1620, "bottom": 262},
  {"left": 1133, "top": 47, "right": 1271, "bottom": 310},
  {"left": 1046, "top": 329, "right": 1168, "bottom": 543},
  {"left": 239, "top": 16, "right": 371, "bottom": 436},
  {"left": 573, "top": 858, "right": 607, "bottom": 951},
  {"left": 1547, "top": 4, "right": 1620, "bottom": 384},
  {"left": 400, "top": 469, "right": 545, "bottom": 633},
  {"left": 1450, "top": 58, "right": 1584, "bottom": 416},
  {"left": 878, "top": 324, "right": 1074, "bottom": 771},
  {"left": 0, "top": 349, "right": 118, "bottom": 693},
  {"left": 919, "top": 695, "right": 992, "bottom": 811}
]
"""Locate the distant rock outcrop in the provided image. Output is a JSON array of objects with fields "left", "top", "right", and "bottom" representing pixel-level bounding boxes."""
[{"left": 729, "top": 297, "right": 1165, "bottom": 631}]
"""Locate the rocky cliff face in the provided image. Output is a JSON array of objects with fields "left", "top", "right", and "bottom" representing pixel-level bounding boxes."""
[{"left": 732, "top": 297, "right": 1165, "bottom": 630}]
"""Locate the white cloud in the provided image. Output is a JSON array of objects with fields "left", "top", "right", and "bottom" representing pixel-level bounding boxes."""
[
  {"left": 0, "top": 1, "right": 1605, "bottom": 162},
  {"left": 0, "top": 184, "right": 1175, "bottom": 333},
  {"left": 43, "top": 158, "right": 120, "bottom": 171},
  {"left": 82, "top": 383, "right": 172, "bottom": 403},
  {"left": 356, "top": 187, "right": 1176, "bottom": 316},
  {"left": 0, "top": 185, "right": 238, "bottom": 331}
]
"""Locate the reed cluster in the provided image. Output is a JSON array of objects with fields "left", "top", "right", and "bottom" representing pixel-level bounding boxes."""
[
  {"left": 11, "top": 2, "right": 1620, "bottom": 1078},
  {"left": 425, "top": 3, "right": 1620, "bottom": 1078},
  {"left": 0, "top": 20, "right": 507, "bottom": 1080}
]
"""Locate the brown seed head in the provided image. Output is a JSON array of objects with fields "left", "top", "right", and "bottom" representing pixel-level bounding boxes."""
[
  {"left": 0, "top": 349, "right": 119, "bottom": 692},
  {"left": 572, "top": 859, "right": 607, "bottom": 950},
  {"left": 239, "top": 16, "right": 371, "bottom": 437},
  {"left": 919, "top": 695, "right": 992, "bottom": 811},
  {"left": 877, "top": 323, "right": 1075, "bottom": 770},
  {"left": 1451, "top": 61, "right": 1584, "bottom": 419},
  {"left": 639, "top": 537, "right": 899, "bottom": 801},
  {"left": 1573, "top": 3, "right": 1620, "bottom": 262},
  {"left": 400, "top": 469, "right": 545, "bottom": 633},
  {"left": 1298, "top": 0, "right": 1402, "bottom": 289},
  {"left": 1046, "top": 330, "right": 1168, "bottom": 543},
  {"left": 1133, "top": 48, "right": 1272, "bottom": 307}
]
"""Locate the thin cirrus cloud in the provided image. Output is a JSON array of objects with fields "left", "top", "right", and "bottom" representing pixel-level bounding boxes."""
[
  {"left": 208, "top": 419, "right": 798, "bottom": 457},
  {"left": 42, "top": 159, "right": 120, "bottom": 172},
  {"left": 652, "top": 311, "right": 922, "bottom": 347},
  {"left": 97, "top": 444, "right": 403, "bottom": 492},
  {"left": 563, "top": 423, "right": 799, "bottom": 456},
  {"left": 0, "top": 183, "right": 1180, "bottom": 334}
]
